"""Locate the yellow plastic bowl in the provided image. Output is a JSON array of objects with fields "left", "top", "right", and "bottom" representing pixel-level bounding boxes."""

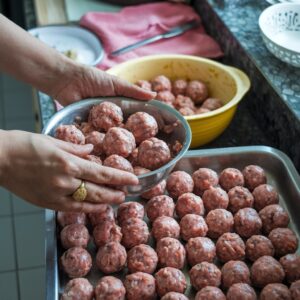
[{"left": 107, "top": 54, "right": 250, "bottom": 148}]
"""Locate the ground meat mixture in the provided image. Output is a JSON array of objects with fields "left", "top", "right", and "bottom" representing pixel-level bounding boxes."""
[
  {"left": 201, "top": 98, "right": 223, "bottom": 111},
  {"left": 227, "top": 186, "right": 254, "bottom": 214},
  {"left": 196, "top": 107, "right": 210, "bottom": 114},
  {"left": 180, "top": 214, "right": 208, "bottom": 241},
  {"left": 61, "top": 278, "right": 94, "bottom": 300},
  {"left": 60, "top": 224, "right": 89, "bottom": 249},
  {"left": 253, "top": 184, "right": 279, "bottom": 211},
  {"left": 85, "top": 131, "right": 105, "bottom": 156},
  {"left": 88, "top": 205, "right": 115, "bottom": 227},
  {"left": 117, "top": 201, "right": 144, "bottom": 225},
  {"left": 142, "top": 179, "right": 167, "bottom": 200},
  {"left": 290, "top": 280, "right": 300, "bottom": 300},
  {"left": 178, "top": 107, "right": 195, "bottom": 116},
  {"left": 146, "top": 195, "right": 175, "bottom": 222},
  {"left": 156, "top": 91, "right": 176, "bottom": 106},
  {"left": 85, "top": 154, "right": 102, "bottom": 165},
  {"left": 136, "top": 80, "right": 152, "bottom": 91},
  {"left": 175, "top": 193, "right": 205, "bottom": 219},
  {"left": 57, "top": 212, "right": 87, "bottom": 228},
  {"left": 172, "top": 79, "right": 188, "bottom": 96},
  {"left": 166, "top": 171, "right": 194, "bottom": 199},
  {"left": 79, "top": 122, "right": 96, "bottom": 135},
  {"left": 202, "top": 187, "right": 229, "bottom": 212},
  {"left": 219, "top": 168, "right": 244, "bottom": 191},
  {"left": 226, "top": 283, "right": 257, "bottom": 300},
  {"left": 192, "top": 168, "right": 219, "bottom": 195},
  {"left": 95, "top": 276, "right": 126, "bottom": 300},
  {"left": 242, "top": 165, "right": 267, "bottom": 191},
  {"left": 260, "top": 283, "right": 291, "bottom": 300},
  {"left": 152, "top": 216, "right": 180, "bottom": 241},
  {"left": 55, "top": 124, "right": 85, "bottom": 145},
  {"left": 92, "top": 221, "right": 122, "bottom": 247},
  {"left": 186, "top": 80, "right": 208, "bottom": 104},
  {"left": 173, "top": 95, "right": 195, "bottom": 111},
  {"left": 151, "top": 75, "right": 172, "bottom": 92},
  {"left": 161, "top": 292, "right": 188, "bottom": 300},
  {"left": 280, "top": 253, "right": 300, "bottom": 284},
  {"left": 195, "top": 287, "right": 226, "bottom": 300},
  {"left": 103, "top": 155, "right": 133, "bottom": 172},
  {"left": 245, "top": 235, "right": 275, "bottom": 262}
]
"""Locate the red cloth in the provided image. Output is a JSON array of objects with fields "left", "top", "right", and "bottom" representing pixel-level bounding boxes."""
[{"left": 80, "top": 2, "right": 223, "bottom": 70}]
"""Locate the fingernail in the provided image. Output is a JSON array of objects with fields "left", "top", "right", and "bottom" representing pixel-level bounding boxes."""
[{"left": 130, "top": 175, "right": 139, "bottom": 185}]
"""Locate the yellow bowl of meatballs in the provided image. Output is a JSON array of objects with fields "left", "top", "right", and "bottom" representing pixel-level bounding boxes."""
[{"left": 107, "top": 54, "right": 251, "bottom": 148}]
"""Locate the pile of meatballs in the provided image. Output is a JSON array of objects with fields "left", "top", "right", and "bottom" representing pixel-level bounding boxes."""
[
  {"left": 135, "top": 75, "right": 223, "bottom": 116},
  {"left": 57, "top": 164, "right": 300, "bottom": 300}
]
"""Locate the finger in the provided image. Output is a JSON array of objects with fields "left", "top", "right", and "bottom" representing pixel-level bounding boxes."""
[{"left": 53, "top": 138, "right": 94, "bottom": 157}]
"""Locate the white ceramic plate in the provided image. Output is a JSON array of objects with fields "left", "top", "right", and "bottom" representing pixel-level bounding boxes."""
[{"left": 29, "top": 25, "right": 104, "bottom": 66}]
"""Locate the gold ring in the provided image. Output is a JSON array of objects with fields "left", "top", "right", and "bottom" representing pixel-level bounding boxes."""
[{"left": 72, "top": 181, "right": 87, "bottom": 202}]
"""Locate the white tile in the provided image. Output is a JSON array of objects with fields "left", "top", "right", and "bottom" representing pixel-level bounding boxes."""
[
  {"left": 0, "top": 187, "right": 12, "bottom": 216},
  {"left": 12, "top": 194, "right": 43, "bottom": 215},
  {"left": 0, "top": 271, "right": 19, "bottom": 300}
]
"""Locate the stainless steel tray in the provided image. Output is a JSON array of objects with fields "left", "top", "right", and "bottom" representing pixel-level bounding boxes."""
[{"left": 46, "top": 146, "right": 300, "bottom": 300}]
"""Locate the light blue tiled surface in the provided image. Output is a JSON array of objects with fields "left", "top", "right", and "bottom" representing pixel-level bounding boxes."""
[
  {"left": 0, "top": 187, "right": 12, "bottom": 216},
  {"left": 0, "top": 271, "right": 19, "bottom": 300},
  {"left": 11, "top": 193, "right": 43, "bottom": 215}
]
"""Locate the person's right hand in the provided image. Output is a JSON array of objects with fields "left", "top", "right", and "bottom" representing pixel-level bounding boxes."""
[{"left": 0, "top": 130, "right": 138, "bottom": 212}]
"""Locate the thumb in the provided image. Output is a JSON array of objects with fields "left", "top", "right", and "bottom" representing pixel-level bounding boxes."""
[{"left": 53, "top": 139, "right": 94, "bottom": 156}]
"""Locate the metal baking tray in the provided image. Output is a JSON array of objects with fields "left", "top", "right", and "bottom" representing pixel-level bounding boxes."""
[{"left": 45, "top": 146, "right": 300, "bottom": 300}]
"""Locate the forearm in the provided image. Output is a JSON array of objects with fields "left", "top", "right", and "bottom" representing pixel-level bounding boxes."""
[{"left": 0, "top": 130, "right": 10, "bottom": 186}]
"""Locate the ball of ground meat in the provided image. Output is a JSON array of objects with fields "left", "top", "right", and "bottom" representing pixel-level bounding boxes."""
[
  {"left": 269, "top": 228, "right": 298, "bottom": 257},
  {"left": 221, "top": 260, "right": 251, "bottom": 289},
  {"left": 60, "top": 224, "right": 89, "bottom": 249},
  {"left": 96, "top": 242, "right": 127, "bottom": 274},
  {"left": 135, "top": 80, "right": 152, "bottom": 91},
  {"left": 195, "top": 287, "right": 226, "bottom": 300},
  {"left": 228, "top": 186, "right": 254, "bottom": 214},
  {"left": 156, "top": 237, "right": 186, "bottom": 269},
  {"left": 219, "top": 168, "right": 244, "bottom": 191},
  {"left": 57, "top": 212, "right": 87, "bottom": 227},
  {"left": 127, "top": 244, "right": 158, "bottom": 274},
  {"left": 128, "top": 148, "right": 139, "bottom": 166},
  {"left": 61, "top": 278, "right": 94, "bottom": 300},
  {"left": 178, "top": 107, "right": 195, "bottom": 116},
  {"left": 201, "top": 98, "right": 223, "bottom": 111},
  {"left": 55, "top": 124, "right": 85, "bottom": 145},
  {"left": 253, "top": 184, "right": 279, "bottom": 211},
  {"left": 172, "top": 79, "right": 188, "bottom": 96},
  {"left": 61, "top": 247, "right": 92, "bottom": 278},
  {"left": 156, "top": 91, "right": 176, "bottom": 107},
  {"left": 138, "top": 137, "right": 171, "bottom": 170},
  {"left": 216, "top": 232, "right": 245, "bottom": 263},
  {"left": 146, "top": 195, "right": 175, "bottom": 222},
  {"left": 155, "top": 267, "right": 187, "bottom": 297},
  {"left": 95, "top": 276, "right": 125, "bottom": 300},
  {"left": 166, "top": 171, "right": 194, "bottom": 199},
  {"left": 85, "top": 154, "right": 102, "bottom": 165},
  {"left": 93, "top": 221, "right": 122, "bottom": 247},
  {"left": 152, "top": 216, "right": 180, "bottom": 241},
  {"left": 125, "top": 272, "right": 156, "bottom": 300},
  {"left": 206, "top": 209, "right": 234, "bottom": 238},
  {"left": 152, "top": 75, "right": 172, "bottom": 92},
  {"left": 88, "top": 205, "right": 115, "bottom": 227},
  {"left": 192, "top": 168, "right": 219, "bottom": 195},
  {"left": 259, "top": 204, "right": 290, "bottom": 234},
  {"left": 196, "top": 107, "right": 210, "bottom": 114},
  {"left": 234, "top": 208, "right": 262, "bottom": 238},
  {"left": 175, "top": 193, "right": 205, "bottom": 219},
  {"left": 186, "top": 80, "right": 208, "bottom": 104},
  {"left": 173, "top": 95, "right": 195, "bottom": 111},
  {"left": 202, "top": 187, "right": 229, "bottom": 212},
  {"left": 103, "top": 127, "right": 135, "bottom": 158},
  {"left": 190, "top": 262, "right": 221, "bottom": 291},
  {"left": 251, "top": 255, "right": 284, "bottom": 287},
  {"left": 79, "top": 122, "right": 96, "bottom": 135},
  {"left": 142, "top": 180, "right": 167, "bottom": 200},
  {"left": 161, "top": 292, "right": 188, "bottom": 300},
  {"left": 103, "top": 155, "right": 133, "bottom": 172},
  {"left": 246, "top": 235, "right": 275, "bottom": 262},
  {"left": 85, "top": 131, "right": 105, "bottom": 156},
  {"left": 290, "top": 280, "right": 300, "bottom": 300},
  {"left": 121, "top": 217, "right": 149, "bottom": 248},
  {"left": 242, "top": 165, "right": 267, "bottom": 191},
  {"left": 180, "top": 214, "right": 208, "bottom": 241},
  {"left": 226, "top": 283, "right": 257, "bottom": 300},
  {"left": 185, "top": 237, "right": 216, "bottom": 266},
  {"left": 260, "top": 283, "right": 291, "bottom": 300},
  {"left": 117, "top": 201, "right": 144, "bottom": 225},
  {"left": 125, "top": 112, "right": 158, "bottom": 144},
  {"left": 280, "top": 253, "right": 300, "bottom": 283},
  {"left": 89, "top": 102, "right": 123, "bottom": 132}
]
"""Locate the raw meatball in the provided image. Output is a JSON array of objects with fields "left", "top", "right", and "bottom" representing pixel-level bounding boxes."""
[
  {"left": 259, "top": 204, "right": 290, "bottom": 234},
  {"left": 234, "top": 207, "right": 262, "bottom": 238},
  {"left": 171, "top": 140, "right": 183, "bottom": 156},
  {"left": 180, "top": 214, "right": 208, "bottom": 241},
  {"left": 136, "top": 79, "right": 152, "bottom": 91},
  {"left": 156, "top": 237, "right": 186, "bottom": 269},
  {"left": 195, "top": 287, "right": 226, "bottom": 300},
  {"left": 88, "top": 205, "right": 115, "bottom": 227},
  {"left": 155, "top": 267, "right": 187, "bottom": 297},
  {"left": 228, "top": 186, "right": 254, "bottom": 214},
  {"left": 290, "top": 280, "right": 300, "bottom": 300},
  {"left": 117, "top": 202, "right": 144, "bottom": 225},
  {"left": 201, "top": 98, "right": 223, "bottom": 111},
  {"left": 185, "top": 237, "right": 216, "bottom": 266},
  {"left": 60, "top": 224, "right": 89, "bottom": 249},
  {"left": 79, "top": 122, "right": 96, "bottom": 135},
  {"left": 103, "top": 155, "right": 133, "bottom": 172},
  {"left": 202, "top": 187, "right": 229, "bottom": 212},
  {"left": 61, "top": 247, "right": 92, "bottom": 278},
  {"left": 156, "top": 91, "right": 176, "bottom": 106},
  {"left": 172, "top": 79, "right": 188, "bottom": 96},
  {"left": 260, "top": 283, "right": 291, "bottom": 300},
  {"left": 190, "top": 262, "right": 221, "bottom": 290},
  {"left": 173, "top": 95, "right": 195, "bottom": 111},
  {"left": 206, "top": 208, "right": 234, "bottom": 238},
  {"left": 221, "top": 260, "right": 251, "bottom": 289},
  {"left": 93, "top": 221, "right": 122, "bottom": 247},
  {"left": 219, "top": 168, "right": 244, "bottom": 191},
  {"left": 96, "top": 242, "right": 127, "bottom": 274},
  {"left": 161, "top": 292, "right": 188, "bottom": 300},
  {"left": 55, "top": 124, "right": 85, "bottom": 144},
  {"left": 226, "top": 283, "right": 257, "bottom": 300},
  {"left": 124, "top": 272, "right": 156, "bottom": 300},
  {"left": 125, "top": 112, "right": 158, "bottom": 144},
  {"left": 186, "top": 80, "right": 208, "bottom": 104},
  {"left": 61, "top": 278, "right": 94, "bottom": 300},
  {"left": 175, "top": 193, "right": 205, "bottom": 219},
  {"left": 242, "top": 165, "right": 267, "bottom": 191},
  {"left": 85, "top": 154, "right": 102, "bottom": 165},
  {"left": 152, "top": 216, "right": 180, "bottom": 241},
  {"left": 216, "top": 232, "right": 245, "bottom": 263},
  {"left": 178, "top": 107, "right": 195, "bottom": 116},
  {"left": 269, "top": 228, "right": 298, "bottom": 257},
  {"left": 128, "top": 148, "right": 139, "bottom": 166},
  {"left": 103, "top": 127, "right": 135, "bottom": 158},
  {"left": 95, "top": 276, "right": 125, "bottom": 300},
  {"left": 85, "top": 131, "right": 105, "bottom": 156},
  {"left": 166, "top": 171, "right": 194, "bottom": 199},
  {"left": 127, "top": 244, "right": 158, "bottom": 274},
  {"left": 152, "top": 75, "right": 172, "bottom": 92},
  {"left": 253, "top": 184, "right": 279, "bottom": 211},
  {"left": 146, "top": 195, "right": 175, "bottom": 222},
  {"left": 121, "top": 217, "right": 149, "bottom": 248},
  {"left": 89, "top": 102, "right": 123, "bottom": 132},
  {"left": 250, "top": 255, "right": 285, "bottom": 287},
  {"left": 280, "top": 253, "right": 300, "bottom": 283},
  {"left": 142, "top": 180, "right": 167, "bottom": 200},
  {"left": 196, "top": 107, "right": 210, "bottom": 114},
  {"left": 57, "top": 212, "right": 87, "bottom": 227},
  {"left": 246, "top": 235, "right": 275, "bottom": 262},
  {"left": 192, "top": 168, "right": 219, "bottom": 195},
  {"left": 138, "top": 137, "right": 171, "bottom": 170}
]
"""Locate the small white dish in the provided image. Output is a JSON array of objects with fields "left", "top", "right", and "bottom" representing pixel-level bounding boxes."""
[{"left": 29, "top": 25, "right": 104, "bottom": 66}]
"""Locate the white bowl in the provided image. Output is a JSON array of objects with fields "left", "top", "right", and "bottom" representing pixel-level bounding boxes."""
[{"left": 259, "top": 3, "right": 300, "bottom": 67}]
